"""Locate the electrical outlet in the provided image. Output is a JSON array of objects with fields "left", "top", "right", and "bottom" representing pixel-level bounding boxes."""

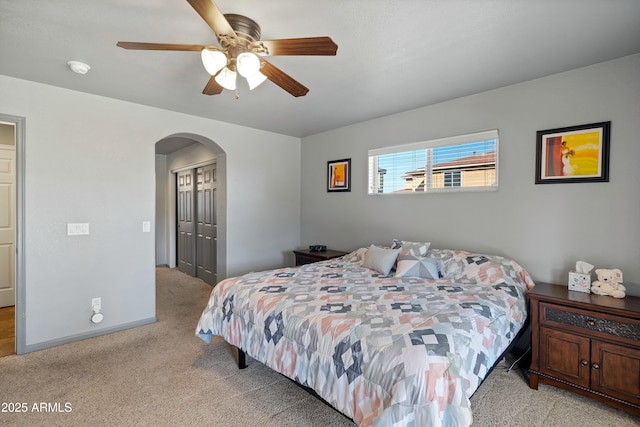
[{"left": 92, "top": 297, "right": 101, "bottom": 311}]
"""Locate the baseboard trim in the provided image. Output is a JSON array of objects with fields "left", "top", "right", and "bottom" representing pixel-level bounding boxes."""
[{"left": 20, "top": 316, "right": 157, "bottom": 354}]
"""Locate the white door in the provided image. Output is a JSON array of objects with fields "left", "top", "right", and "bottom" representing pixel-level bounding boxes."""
[{"left": 0, "top": 124, "right": 15, "bottom": 308}]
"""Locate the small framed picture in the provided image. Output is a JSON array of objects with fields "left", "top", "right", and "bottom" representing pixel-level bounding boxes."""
[
  {"left": 327, "top": 158, "right": 351, "bottom": 192},
  {"left": 535, "top": 121, "right": 610, "bottom": 184}
]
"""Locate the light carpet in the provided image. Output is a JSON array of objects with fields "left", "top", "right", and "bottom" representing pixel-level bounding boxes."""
[{"left": 0, "top": 267, "right": 636, "bottom": 426}]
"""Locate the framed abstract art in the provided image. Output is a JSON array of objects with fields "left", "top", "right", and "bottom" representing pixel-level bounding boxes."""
[{"left": 327, "top": 158, "right": 351, "bottom": 192}]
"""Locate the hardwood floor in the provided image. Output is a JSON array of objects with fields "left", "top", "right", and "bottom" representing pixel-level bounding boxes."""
[{"left": 0, "top": 306, "right": 16, "bottom": 357}]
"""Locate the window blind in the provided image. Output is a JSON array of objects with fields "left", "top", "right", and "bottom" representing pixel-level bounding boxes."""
[{"left": 368, "top": 130, "right": 498, "bottom": 194}]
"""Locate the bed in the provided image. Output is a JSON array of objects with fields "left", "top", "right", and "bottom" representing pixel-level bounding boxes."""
[{"left": 196, "top": 242, "right": 535, "bottom": 426}]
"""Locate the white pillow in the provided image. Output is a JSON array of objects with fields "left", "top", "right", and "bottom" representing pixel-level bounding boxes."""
[{"left": 362, "top": 244, "right": 400, "bottom": 275}]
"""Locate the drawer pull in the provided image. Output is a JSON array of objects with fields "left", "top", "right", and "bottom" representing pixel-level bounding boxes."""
[
  {"left": 586, "top": 319, "right": 596, "bottom": 327},
  {"left": 592, "top": 363, "right": 600, "bottom": 370},
  {"left": 580, "top": 360, "right": 589, "bottom": 367}
]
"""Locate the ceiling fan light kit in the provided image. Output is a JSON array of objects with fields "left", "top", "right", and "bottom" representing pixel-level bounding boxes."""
[
  {"left": 117, "top": 0, "right": 338, "bottom": 98},
  {"left": 201, "top": 48, "right": 227, "bottom": 75},
  {"left": 236, "top": 52, "right": 261, "bottom": 78},
  {"left": 203, "top": 48, "right": 264, "bottom": 91},
  {"left": 246, "top": 71, "right": 268, "bottom": 90},
  {"left": 215, "top": 66, "right": 237, "bottom": 91}
]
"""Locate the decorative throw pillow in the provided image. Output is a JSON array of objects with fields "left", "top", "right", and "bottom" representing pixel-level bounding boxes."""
[
  {"left": 391, "top": 239, "right": 431, "bottom": 257},
  {"left": 394, "top": 254, "right": 440, "bottom": 279},
  {"left": 362, "top": 245, "right": 400, "bottom": 276}
]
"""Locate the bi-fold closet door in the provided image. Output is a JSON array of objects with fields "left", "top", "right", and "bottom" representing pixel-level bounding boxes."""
[{"left": 177, "top": 164, "right": 217, "bottom": 285}]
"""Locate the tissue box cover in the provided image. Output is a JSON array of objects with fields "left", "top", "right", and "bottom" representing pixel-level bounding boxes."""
[{"left": 568, "top": 271, "right": 591, "bottom": 293}]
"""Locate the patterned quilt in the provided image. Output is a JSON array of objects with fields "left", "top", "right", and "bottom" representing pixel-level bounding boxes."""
[{"left": 196, "top": 249, "right": 534, "bottom": 426}]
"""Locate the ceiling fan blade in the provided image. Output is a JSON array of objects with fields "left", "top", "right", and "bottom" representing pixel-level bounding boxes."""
[
  {"left": 260, "top": 59, "right": 309, "bottom": 97},
  {"left": 117, "top": 42, "right": 207, "bottom": 51},
  {"left": 202, "top": 76, "right": 224, "bottom": 95},
  {"left": 186, "top": 0, "right": 237, "bottom": 40},
  {"left": 256, "top": 37, "right": 338, "bottom": 56}
]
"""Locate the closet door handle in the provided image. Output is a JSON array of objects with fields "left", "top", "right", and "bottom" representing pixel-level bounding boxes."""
[
  {"left": 592, "top": 363, "right": 600, "bottom": 370},
  {"left": 580, "top": 360, "right": 589, "bottom": 367}
]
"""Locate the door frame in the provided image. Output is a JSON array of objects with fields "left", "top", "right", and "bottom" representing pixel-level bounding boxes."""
[
  {"left": 0, "top": 113, "right": 25, "bottom": 355},
  {"left": 160, "top": 133, "right": 227, "bottom": 283}
]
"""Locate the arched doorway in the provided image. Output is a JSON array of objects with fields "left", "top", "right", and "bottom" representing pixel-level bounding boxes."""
[{"left": 155, "top": 134, "right": 227, "bottom": 284}]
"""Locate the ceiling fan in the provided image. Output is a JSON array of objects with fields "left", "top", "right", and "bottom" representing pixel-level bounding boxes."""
[{"left": 117, "top": 0, "right": 338, "bottom": 97}]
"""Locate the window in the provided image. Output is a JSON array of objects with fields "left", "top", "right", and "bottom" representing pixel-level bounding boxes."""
[
  {"left": 368, "top": 130, "right": 498, "bottom": 194},
  {"left": 444, "top": 170, "right": 461, "bottom": 187}
]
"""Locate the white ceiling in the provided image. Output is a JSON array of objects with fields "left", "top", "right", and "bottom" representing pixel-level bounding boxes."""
[{"left": 2, "top": 1, "right": 640, "bottom": 138}]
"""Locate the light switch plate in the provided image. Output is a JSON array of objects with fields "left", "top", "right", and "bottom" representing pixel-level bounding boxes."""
[
  {"left": 142, "top": 221, "right": 151, "bottom": 233},
  {"left": 67, "top": 223, "right": 90, "bottom": 235}
]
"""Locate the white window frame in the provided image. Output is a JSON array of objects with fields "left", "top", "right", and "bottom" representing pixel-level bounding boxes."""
[{"left": 367, "top": 130, "right": 499, "bottom": 194}]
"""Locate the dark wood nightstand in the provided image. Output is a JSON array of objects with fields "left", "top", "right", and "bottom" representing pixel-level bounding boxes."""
[
  {"left": 528, "top": 282, "right": 640, "bottom": 416},
  {"left": 293, "top": 249, "right": 348, "bottom": 266}
]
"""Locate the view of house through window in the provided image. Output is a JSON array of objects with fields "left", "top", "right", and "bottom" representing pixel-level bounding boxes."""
[{"left": 368, "top": 130, "right": 499, "bottom": 194}]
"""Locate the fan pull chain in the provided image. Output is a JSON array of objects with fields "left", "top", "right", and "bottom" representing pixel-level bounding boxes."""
[{"left": 235, "top": 88, "right": 239, "bottom": 100}]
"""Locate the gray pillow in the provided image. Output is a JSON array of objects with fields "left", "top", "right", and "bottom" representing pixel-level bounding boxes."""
[
  {"left": 394, "top": 254, "right": 440, "bottom": 279},
  {"left": 362, "top": 245, "right": 400, "bottom": 276}
]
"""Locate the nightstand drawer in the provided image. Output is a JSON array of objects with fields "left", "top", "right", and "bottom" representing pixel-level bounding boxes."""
[
  {"left": 540, "top": 302, "right": 640, "bottom": 345},
  {"left": 296, "top": 254, "right": 321, "bottom": 266}
]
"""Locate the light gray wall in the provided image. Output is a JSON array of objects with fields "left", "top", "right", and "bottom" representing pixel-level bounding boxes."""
[
  {"left": 166, "top": 142, "right": 215, "bottom": 168},
  {"left": 300, "top": 54, "right": 640, "bottom": 295},
  {"left": 154, "top": 154, "right": 167, "bottom": 266},
  {"left": 0, "top": 75, "right": 301, "bottom": 350}
]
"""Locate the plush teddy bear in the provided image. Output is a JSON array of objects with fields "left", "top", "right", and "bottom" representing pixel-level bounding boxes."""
[{"left": 591, "top": 268, "right": 625, "bottom": 298}]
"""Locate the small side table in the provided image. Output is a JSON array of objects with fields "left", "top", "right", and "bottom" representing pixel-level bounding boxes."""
[{"left": 293, "top": 249, "right": 348, "bottom": 266}]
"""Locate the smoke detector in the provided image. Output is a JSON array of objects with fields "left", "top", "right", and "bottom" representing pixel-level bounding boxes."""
[{"left": 67, "top": 61, "right": 91, "bottom": 75}]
